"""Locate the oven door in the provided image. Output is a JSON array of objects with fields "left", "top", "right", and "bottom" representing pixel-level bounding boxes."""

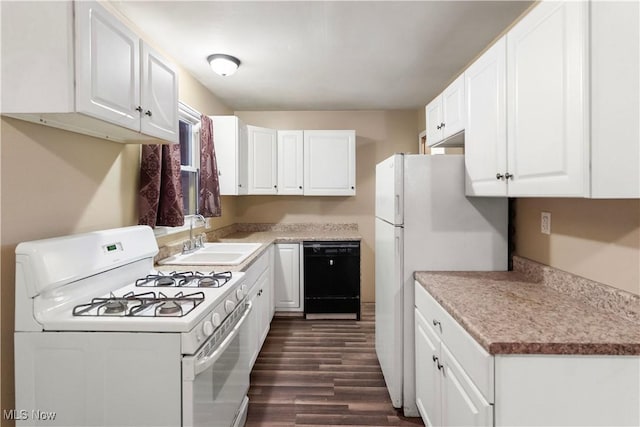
[{"left": 182, "top": 301, "right": 252, "bottom": 427}]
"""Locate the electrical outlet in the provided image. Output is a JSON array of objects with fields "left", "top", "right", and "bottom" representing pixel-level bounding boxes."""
[{"left": 541, "top": 212, "right": 551, "bottom": 235}]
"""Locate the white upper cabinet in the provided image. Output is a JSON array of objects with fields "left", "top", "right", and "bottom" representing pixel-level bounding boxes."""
[
  {"left": 211, "top": 115, "right": 248, "bottom": 195},
  {"left": 75, "top": 0, "right": 140, "bottom": 131},
  {"left": 277, "top": 130, "right": 304, "bottom": 195},
  {"left": 465, "top": 0, "right": 638, "bottom": 198},
  {"left": 1, "top": 0, "right": 178, "bottom": 144},
  {"left": 506, "top": 0, "right": 588, "bottom": 197},
  {"left": 248, "top": 125, "right": 278, "bottom": 195},
  {"left": 425, "top": 74, "right": 465, "bottom": 147},
  {"left": 465, "top": 37, "right": 508, "bottom": 197},
  {"left": 304, "top": 130, "right": 356, "bottom": 196},
  {"left": 589, "top": 0, "right": 639, "bottom": 198},
  {"left": 215, "top": 123, "right": 356, "bottom": 197},
  {"left": 139, "top": 43, "right": 179, "bottom": 142}
]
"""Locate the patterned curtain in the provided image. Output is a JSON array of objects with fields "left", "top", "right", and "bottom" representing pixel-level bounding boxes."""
[
  {"left": 198, "top": 115, "right": 222, "bottom": 217},
  {"left": 138, "top": 144, "right": 185, "bottom": 227}
]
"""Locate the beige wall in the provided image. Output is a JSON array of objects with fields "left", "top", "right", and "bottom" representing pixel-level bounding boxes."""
[
  {"left": 0, "top": 69, "right": 233, "bottom": 424},
  {"left": 515, "top": 198, "right": 640, "bottom": 296},
  {"left": 235, "top": 110, "right": 419, "bottom": 302}
]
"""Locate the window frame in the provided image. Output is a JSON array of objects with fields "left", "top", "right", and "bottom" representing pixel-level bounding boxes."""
[{"left": 153, "top": 102, "right": 202, "bottom": 237}]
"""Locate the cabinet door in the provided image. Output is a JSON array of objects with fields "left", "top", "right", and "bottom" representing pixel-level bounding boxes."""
[
  {"left": 214, "top": 116, "right": 248, "bottom": 195},
  {"left": 415, "top": 308, "right": 442, "bottom": 427},
  {"left": 441, "top": 344, "right": 493, "bottom": 427},
  {"left": 506, "top": 0, "right": 588, "bottom": 197},
  {"left": 277, "top": 131, "right": 304, "bottom": 195},
  {"left": 425, "top": 97, "right": 443, "bottom": 146},
  {"left": 140, "top": 42, "right": 179, "bottom": 143},
  {"left": 256, "top": 268, "right": 271, "bottom": 346},
  {"left": 303, "top": 130, "right": 356, "bottom": 196},
  {"left": 75, "top": 0, "right": 140, "bottom": 131},
  {"left": 248, "top": 125, "right": 278, "bottom": 195},
  {"left": 274, "top": 244, "right": 301, "bottom": 310},
  {"left": 442, "top": 74, "right": 465, "bottom": 139},
  {"left": 246, "top": 284, "right": 261, "bottom": 368},
  {"left": 465, "top": 37, "right": 508, "bottom": 197}
]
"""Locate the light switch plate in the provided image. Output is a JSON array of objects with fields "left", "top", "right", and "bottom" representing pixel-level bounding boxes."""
[{"left": 541, "top": 212, "right": 551, "bottom": 235}]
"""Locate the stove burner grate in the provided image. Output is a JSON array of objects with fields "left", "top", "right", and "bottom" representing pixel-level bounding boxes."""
[
  {"left": 135, "top": 271, "right": 232, "bottom": 288},
  {"left": 72, "top": 291, "right": 205, "bottom": 318}
]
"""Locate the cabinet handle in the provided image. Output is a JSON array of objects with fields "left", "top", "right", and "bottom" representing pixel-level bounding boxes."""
[
  {"left": 505, "top": 172, "right": 513, "bottom": 180},
  {"left": 135, "top": 106, "right": 143, "bottom": 113},
  {"left": 436, "top": 124, "right": 441, "bottom": 130},
  {"left": 145, "top": 110, "right": 152, "bottom": 117},
  {"left": 496, "top": 173, "right": 504, "bottom": 180},
  {"left": 432, "top": 319, "right": 442, "bottom": 332},
  {"left": 440, "top": 122, "right": 445, "bottom": 128},
  {"left": 433, "top": 355, "right": 443, "bottom": 370}
]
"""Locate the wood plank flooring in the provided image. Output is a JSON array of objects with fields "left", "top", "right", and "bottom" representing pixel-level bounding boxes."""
[{"left": 245, "top": 303, "right": 424, "bottom": 427}]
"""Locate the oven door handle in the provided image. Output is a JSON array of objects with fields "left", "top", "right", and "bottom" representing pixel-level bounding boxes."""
[{"left": 194, "top": 301, "right": 253, "bottom": 377}]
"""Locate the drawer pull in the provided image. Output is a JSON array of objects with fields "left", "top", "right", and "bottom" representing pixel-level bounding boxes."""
[{"left": 432, "top": 319, "right": 442, "bottom": 332}]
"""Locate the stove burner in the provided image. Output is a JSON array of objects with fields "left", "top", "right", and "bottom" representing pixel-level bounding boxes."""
[
  {"left": 157, "top": 300, "right": 182, "bottom": 316},
  {"left": 155, "top": 276, "right": 176, "bottom": 287},
  {"left": 103, "top": 299, "right": 128, "bottom": 314},
  {"left": 197, "top": 277, "right": 216, "bottom": 287}
]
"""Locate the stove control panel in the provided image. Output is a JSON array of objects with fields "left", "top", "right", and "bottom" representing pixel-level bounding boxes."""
[{"left": 181, "top": 275, "right": 246, "bottom": 355}]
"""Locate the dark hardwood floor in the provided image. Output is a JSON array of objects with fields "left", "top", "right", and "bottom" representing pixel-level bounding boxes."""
[{"left": 245, "top": 303, "right": 424, "bottom": 427}]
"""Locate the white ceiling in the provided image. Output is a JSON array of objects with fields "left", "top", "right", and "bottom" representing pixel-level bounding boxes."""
[{"left": 110, "top": 1, "right": 533, "bottom": 111}]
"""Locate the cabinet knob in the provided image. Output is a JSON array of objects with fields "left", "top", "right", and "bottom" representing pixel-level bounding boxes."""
[
  {"left": 299, "top": 186, "right": 303, "bottom": 190},
  {"left": 135, "top": 106, "right": 143, "bottom": 113},
  {"left": 238, "top": 184, "right": 242, "bottom": 188},
  {"left": 145, "top": 110, "right": 152, "bottom": 117},
  {"left": 436, "top": 124, "right": 441, "bottom": 130},
  {"left": 505, "top": 172, "right": 513, "bottom": 180},
  {"left": 274, "top": 185, "right": 277, "bottom": 188},
  {"left": 351, "top": 186, "right": 355, "bottom": 190},
  {"left": 496, "top": 173, "right": 505, "bottom": 180}
]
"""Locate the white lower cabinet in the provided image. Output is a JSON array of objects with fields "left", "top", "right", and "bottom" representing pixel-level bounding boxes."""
[
  {"left": 274, "top": 243, "right": 302, "bottom": 311},
  {"left": 415, "top": 282, "right": 640, "bottom": 427},
  {"left": 244, "top": 250, "right": 274, "bottom": 368},
  {"left": 415, "top": 307, "right": 492, "bottom": 427}
]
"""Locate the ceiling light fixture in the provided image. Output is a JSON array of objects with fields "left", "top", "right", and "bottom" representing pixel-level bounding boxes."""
[{"left": 207, "top": 54, "right": 241, "bottom": 77}]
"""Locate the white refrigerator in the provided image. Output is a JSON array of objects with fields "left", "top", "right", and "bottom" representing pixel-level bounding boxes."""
[{"left": 375, "top": 153, "right": 508, "bottom": 416}]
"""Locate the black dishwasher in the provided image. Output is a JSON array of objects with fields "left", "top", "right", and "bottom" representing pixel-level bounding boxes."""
[{"left": 303, "top": 241, "right": 360, "bottom": 320}]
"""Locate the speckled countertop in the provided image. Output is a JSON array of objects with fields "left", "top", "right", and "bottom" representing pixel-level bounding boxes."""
[
  {"left": 414, "top": 257, "right": 640, "bottom": 356},
  {"left": 156, "top": 223, "right": 361, "bottom": 273}
]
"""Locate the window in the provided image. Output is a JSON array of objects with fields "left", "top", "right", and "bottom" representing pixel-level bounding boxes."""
[{"left": 179, "top": 102, "right": 201, "bottom": 215}]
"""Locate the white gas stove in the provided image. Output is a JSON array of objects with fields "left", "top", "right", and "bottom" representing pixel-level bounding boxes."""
[{"left": 14, "top": 226, "right": 251, "bottom": 427}]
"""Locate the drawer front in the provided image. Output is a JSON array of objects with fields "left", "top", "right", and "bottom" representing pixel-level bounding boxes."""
[{"left": 415, "top": 282, "right": 494, "bottom": 402}]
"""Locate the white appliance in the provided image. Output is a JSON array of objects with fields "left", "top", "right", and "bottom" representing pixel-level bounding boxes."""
[
  {"left": 14, "top": 226, "right": 251, "bottom": 427},
  {"left": 375, "top": 154, "right": 507, "bottom": 416}
]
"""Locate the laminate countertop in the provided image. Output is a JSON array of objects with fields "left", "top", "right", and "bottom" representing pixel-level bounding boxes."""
[
  {"left": 156, "top": 227, "right": 361, "bottom": 273},
  {"left": 414, "top": 258, "right": 640, "bottom": 356}
]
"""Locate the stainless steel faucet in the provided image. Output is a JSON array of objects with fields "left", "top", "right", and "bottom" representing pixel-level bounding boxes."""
[{"left": 183, "top": 214, "right": 206, "bottom": 253}]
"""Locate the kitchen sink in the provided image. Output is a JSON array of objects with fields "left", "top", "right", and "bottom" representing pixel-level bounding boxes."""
[{"left": 159, "top": 242, "right": 262, "bottom": 266}]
